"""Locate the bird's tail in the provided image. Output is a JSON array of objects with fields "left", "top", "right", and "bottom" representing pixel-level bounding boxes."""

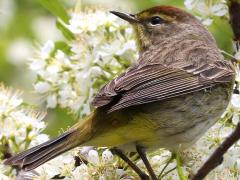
[{"left": 4, "top": 112, "right": 95, "bottom": 171}]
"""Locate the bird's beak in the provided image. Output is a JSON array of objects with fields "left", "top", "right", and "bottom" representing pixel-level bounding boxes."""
[{"left": 110, "top": 11, "right": 139, "bottom": 23}]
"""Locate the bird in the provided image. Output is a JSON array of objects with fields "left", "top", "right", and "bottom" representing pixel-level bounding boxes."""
[{"left": 5, "top": 6, "right": 235, "bottom": 180}]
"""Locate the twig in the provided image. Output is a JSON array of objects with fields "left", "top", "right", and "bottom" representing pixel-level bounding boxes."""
[
  {"left": 229, "top": 0, "right": 240, "bottom": 41},
  {"left": 158, "top": 153, "right": 174, "bottom": 179},
  {"left": 160, "top": 167, "right": 177, "bottom": 179},
  {"left": 191, "top": 1, "right": 240, "bottom": 179}
]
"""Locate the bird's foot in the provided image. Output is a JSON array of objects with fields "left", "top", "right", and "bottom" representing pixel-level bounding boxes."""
[
  {"left": 111, "top": 147, "right": 150, "bottom": 180},
  {"left": 136, "top": 145, "right": 158, "bottom": 180}
]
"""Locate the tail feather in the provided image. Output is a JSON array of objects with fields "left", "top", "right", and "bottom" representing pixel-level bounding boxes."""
[
  {"left": 23, "top": 141, "right": 73, "bottom": 171},
  {"left": 7, "top": 131, "right": 73, "bottom": 165},
  {"left": 4, "top": 113, "right": 95, "bottom": 171},
  {"left": 23, "top": 132, "right": 73, "bottom": 165},
  {"left": 4, "top": 130, "right": 77, "bottom": 171}
]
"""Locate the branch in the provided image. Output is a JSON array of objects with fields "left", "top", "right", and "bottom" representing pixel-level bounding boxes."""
[
  {"left": 191, "top": 1, "right": 240, "bottom": 179},
  {"left": 229, "top": 0, "right": 240, "bottom": 41}
]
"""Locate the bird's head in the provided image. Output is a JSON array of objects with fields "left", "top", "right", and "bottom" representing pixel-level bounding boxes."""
[{"left": 111, "top": 6, "right": 213, "bottom": 51}]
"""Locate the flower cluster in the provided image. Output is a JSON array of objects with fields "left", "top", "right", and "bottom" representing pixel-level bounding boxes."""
[
  {"left": 184, "top": 0, "right": 228, "bottom": 25},
  {"left": 20, "top": 148, "right": 129, "bottom": 180},
  {"left": 70, "top": 149, "right": 127, "bottom": 179},
  {"left": 0, "top": 83, "right": 128, "bottom": 180},
  {"left": 0, "top": 84, "right": 48, "bottom": 177},
  {"left": 29, "top": 9, "right": 138, "bottom": 116}
]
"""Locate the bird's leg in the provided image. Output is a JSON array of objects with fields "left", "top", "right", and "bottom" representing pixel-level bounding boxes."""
[
  {"left": 111, "top": 147, "right": 149, "bottom": 180},
  {"left": 158, "top": 152, "right": 175, "bottom": 179},
  {"left": 136, "top": 145, "right": 157, "bottom": 180},
  {"left": 175, "top": 152, "right": 187, "bottom": 180}
]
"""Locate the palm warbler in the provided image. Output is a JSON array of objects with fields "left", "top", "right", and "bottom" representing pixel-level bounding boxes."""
[{"left": 5, "top": 6, "right": 235, "bottom": 180}]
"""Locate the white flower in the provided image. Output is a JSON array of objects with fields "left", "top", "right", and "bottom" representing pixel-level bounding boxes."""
[
  {"left": 34, "top": 154, "right": 75, "bottom": 179},
  {"left": 184, "top": 0, "right": 196, "bottom": 10},
  {"left": 150, "top": 155, "right": 165, "bottom": 166},
  {"left": 0, "top": 86, "right": 23, "bottom": 114},
  {"left": 116, "top": 40, "right": 137, "bottom": 55},
  {"left": 0, "top": 173, "right": 8, "bottom": 180},
  {"left": 195, "top": 1, "right": 209, "bottom": 15},
  {"left": 80, "top": 146, "right": 94, "bottom": 156},
  {"left": 88, "top": 150, "right": 100, "bottom": 165},
  {"left": 0, "top": 84, "right": 48, "bottom": 178},
  {"left": 91, "top": 66, "right": 102, "bottom": 77},
  {"left": 47, "top": 94, "right": 57, "bottom": 108},
  {"left": 29, "top": 9, "right": 137, "bottom": 116},
  {"left": 34, "top": 82, "right": 51, "bottom": 93},
  {"left": 40, "top": 40, "right": 54, "bottom": 59},
  {"left": 29, "top": 58, "right": 46, "bottom": 71},
  {"left": 116, "top": 169, "right": 126, "bottom": 177},
  {"left": 184, "top": 0, "right": 228, "bottom": 26},
  {"left": 232, "top": 112, "right": 239, "bottom": 125},
  {"left": 231, "top": 94, "right": 240, "bottom": 108},
  {"left": 72, "top": 164, "right": 90, "bottom": 180},
  {"left": 73, "top": 148, "right": 128, "bottom": 179},
  {"left": 102, "top": 149, "right": 114, "bottom": 164},
  {"left": 46, "top": 63, "right": 60, "bottom": 74},
  {"left": 30, "top": 134, "right": 49, "bottom": 147},
  {"left": 202, "top": 18, "right": 213, "bottom": 26},
  {"left": 211, "top": 4, "right": 228, "bottom": 16},
  {"left": 55, "top": 50, "right": 72, "bottom": 66}
]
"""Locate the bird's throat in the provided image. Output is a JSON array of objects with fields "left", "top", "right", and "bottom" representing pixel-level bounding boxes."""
[{"left": 134, "top": 25, "right": 152, "bottom": 51}]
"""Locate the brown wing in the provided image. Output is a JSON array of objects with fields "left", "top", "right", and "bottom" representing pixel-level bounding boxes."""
[{"left": 92, "top": 60, "right": 234, "bottom": 113}]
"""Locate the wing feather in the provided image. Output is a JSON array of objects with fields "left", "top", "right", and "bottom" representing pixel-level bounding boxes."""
[{"left": 92, "top": 60, "right": 234, "bottom": 113}]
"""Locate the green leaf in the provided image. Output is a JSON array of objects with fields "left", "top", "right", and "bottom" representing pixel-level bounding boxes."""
[
  {"left": 38, "top": 0, "right": 70, "bottom": 23},
  {"left": 56, "top": 20, "right": 75, "bottom": 41},
  {"left": 51, "top": 41, "right": 73, "bottom": 56},
  {"left": 176, "top": 152, "right": 188, "bottom": 180}
]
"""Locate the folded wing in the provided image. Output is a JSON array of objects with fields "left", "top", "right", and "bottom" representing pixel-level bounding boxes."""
[{"left": 92, "top": 60, "right": 234, "bottom": 113}]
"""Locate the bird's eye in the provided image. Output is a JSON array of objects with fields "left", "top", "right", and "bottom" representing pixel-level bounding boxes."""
[{"left": 150, "top": 16, "right": 164, "bottom": 25}]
